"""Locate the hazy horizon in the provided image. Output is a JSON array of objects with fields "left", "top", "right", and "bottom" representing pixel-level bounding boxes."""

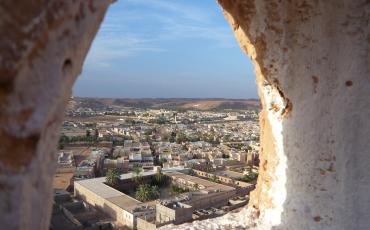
[
  {"left": 73, "top": 0, "right": 258, "bottom": 99},
  {"left": 72, "top": 96, "right": 260, "bottom": 100}
]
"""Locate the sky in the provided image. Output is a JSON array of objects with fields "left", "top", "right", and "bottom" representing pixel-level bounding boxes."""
[{"left": 73, "top": 0, "right": 258, "bottom": 99}]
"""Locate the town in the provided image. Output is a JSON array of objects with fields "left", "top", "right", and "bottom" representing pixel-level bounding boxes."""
[{"left": 51, "top": 98, "right": 260, "bottom": 230}]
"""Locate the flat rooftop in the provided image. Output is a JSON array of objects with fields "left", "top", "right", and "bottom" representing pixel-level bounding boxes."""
[
  {"left": 75, "top": 177, "right": 122, "bottom": 199},
  {"left": 214, "top": 170, "right": 244, "bottom": 179},
  {"left": 165, "top": 171, "right": 235, "bottom": 192},
  {"left": 75, "top": 170, "right": 235, "bottom": 215},
  {"left": 106, "top": 195, "right": 143, "bottom": 212},
  {"left": 75, "top": 170, "right": 157, "bottom": 197},
  {"left": 75, "top": 171, "right": 158, "bottom": 212}
]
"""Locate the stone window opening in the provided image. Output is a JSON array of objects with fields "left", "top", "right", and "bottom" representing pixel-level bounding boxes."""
[{"left": 0, "top": 0, "right": 369, "bottom": 230}]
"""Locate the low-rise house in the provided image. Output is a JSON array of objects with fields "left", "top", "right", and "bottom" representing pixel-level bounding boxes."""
[
  {"left": 75, "top": 149, "right": 105, "bottom": 179},
  {"left": 74, "top": 171, "right": 157, "bottom": 229},
  {"left": 156, "top": 201, "right": 192, "bottom": 225},
  {"left": 57, "top": 151, "right": 74, "bottom": 168},
  {"left": 230, "top": 151, "right": 246, "bottom": 163},
  {"left": 103, "top": 157, "right": 129, "bottom": 172}
]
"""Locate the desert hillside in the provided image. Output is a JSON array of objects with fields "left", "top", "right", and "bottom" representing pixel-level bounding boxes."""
[{"left": 68, "top": 97, "right": 260, "bottom": 111}]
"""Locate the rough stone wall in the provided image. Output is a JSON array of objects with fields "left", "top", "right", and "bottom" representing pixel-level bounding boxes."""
[
  {"left": 163, "top": 0, "right": 370, "bottom": 229},
  {"left": 0, "top": 0, "right": 369, "bottom": 230},
  {"left": 0, "top": 1, "right": 111, "bottom": 229}
]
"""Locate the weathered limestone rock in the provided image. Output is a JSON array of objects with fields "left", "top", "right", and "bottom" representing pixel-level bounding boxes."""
[
  {"left": 0, "top": 1, "right": 111, "bottom": 229},
  {"left": 163, "top": 0, "right": 370, "bottom": 229},
  {"left": 0, "top": 0, "right": 369, "bottom": 230}
]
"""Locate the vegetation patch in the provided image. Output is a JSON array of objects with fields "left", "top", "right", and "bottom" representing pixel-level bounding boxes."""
[
  {"left": 105, "top": 168, "right": 188, "bottom": 202},
  {"left": 237, "top": 171, "right": 259, "bottom": 183}
]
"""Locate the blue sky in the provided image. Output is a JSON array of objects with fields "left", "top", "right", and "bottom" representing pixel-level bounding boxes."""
[{"left": 73, "top": 0, "right": 258, "bottom": 99}]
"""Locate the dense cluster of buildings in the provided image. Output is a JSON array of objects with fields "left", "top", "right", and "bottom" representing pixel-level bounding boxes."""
[
  {"left": 53, "top": 107, "right": 260, "bottom": 229},
  {"left": 73, "top": 170, "right": 253, "bottom": 229}
]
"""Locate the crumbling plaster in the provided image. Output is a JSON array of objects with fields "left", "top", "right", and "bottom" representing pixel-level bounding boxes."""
[
  {"left": 0, "top": 0, "right": 369, "bottom": 230},
  {"left": 0, "top": 0, "right": 111, "bottom": 229},
  {"left": 165, "top": 0, "right": 369, "bottom": 229}
]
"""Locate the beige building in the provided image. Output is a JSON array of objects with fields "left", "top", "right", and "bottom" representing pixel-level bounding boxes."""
[
  {"left": 74, "top": 171, "right": 157, "bottom": 229},
  {"left": 192, "top": 169, "right": 255, "bottom": 191},
  {"left": 156, "top": 201, "right": 192, "bottom": 225},
  {"left": 166, "top": 172, "right": 237, "bottom": 210},
  {"left": 75, "top": 170, "right": 243, "bottom": 229}
]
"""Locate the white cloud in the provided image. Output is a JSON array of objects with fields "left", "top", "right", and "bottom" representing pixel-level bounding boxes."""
[
  {"left": 124, "top": 0, "right": 210, "bottom": 22},
  {"left": 85, "top": 34, "right": 164, "bottom": 68},
  {"left": 84, "top": 0, "right": 237, "bottom": 68}
]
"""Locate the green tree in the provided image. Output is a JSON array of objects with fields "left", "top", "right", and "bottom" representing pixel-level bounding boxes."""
[
  {"left": 106, "top": 169, "right": 120, "bottom": 186},
  {"left": 132, "top": 164, "right": 142, "bottom": 184},
  {"left": 188, "top": 168, "right": 195, "bottom": 176},
  {"left": 168, "top": 184, "right": 186, "bottom": 196},
  {"left": 58, "top": 134, "right": 70, "bottom": 149},
  {"left": 135, "top": 184, "right": 151, "bottom": 202},
  {"left": 154, "top": 168, "right": 165, "bottom": 186},
  {"left": 86, "top": 129, "right": 91, "bottom": 137},
  {"left": 192, "top": 183, "right": 200, "bottom": 191},
  {"left": 135, "top": 184, "right": 160, "bottom": 202},
  {"left": 151, "top": 185, "right": 160, "bottom": 199},
  {"left": 211, "top": 174, "right": 219, "bottom": 183},
  {"left": 238, "top": 172, "right": 259, "bottom": 183}
]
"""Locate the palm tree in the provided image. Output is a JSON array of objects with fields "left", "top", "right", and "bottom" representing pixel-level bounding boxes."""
[
  {"left": 135, "top": 184, "right": 151, "bottom": 202},
  {"left": 192, "top": 183, "right": 200, "bottom": 191},
  {"left": 211, "top": 174, "right": 219, "bottom": 183},
  {"left": 132, "top": 164, "right": 142, "bottom": 184},
  {"left": 151, "top": 185, "right": 160, "bottom": 199},
  {"left": 154, "top": 168, "right": 165, "bottom": 186},
  {"left": 169, "top": 184, "right": 186, "bottom": 196},
  {"left": 135, "top": 184, "right": 160, "bottom": 202},
  {"left": 106, "top": 168, "right": 120, "bottom": 186},
  {"left": 169, "top": 184, "right": 176, "bottom": 196},
  {"left": 169, "top": 184, "right": 179, "bottom": 196}
]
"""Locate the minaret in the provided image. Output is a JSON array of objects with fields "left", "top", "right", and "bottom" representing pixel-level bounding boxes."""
[{"left": 174, "top": 112, "right": 178, "bottom": 124}]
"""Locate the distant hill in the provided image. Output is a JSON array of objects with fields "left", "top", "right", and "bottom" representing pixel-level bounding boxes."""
[{"left": 68, "top": 97, "right": 261, "bottom": 111}]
